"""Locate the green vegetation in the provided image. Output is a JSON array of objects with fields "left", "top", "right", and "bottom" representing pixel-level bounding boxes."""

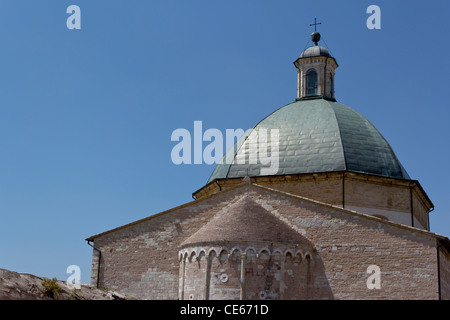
[{"left": 41, "top": 277, "right": 62, "bottom": 298}]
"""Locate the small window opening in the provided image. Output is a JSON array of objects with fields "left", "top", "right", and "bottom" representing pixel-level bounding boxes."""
[{"left": 306, "top": 69, "right": 318, "bottom": 96}]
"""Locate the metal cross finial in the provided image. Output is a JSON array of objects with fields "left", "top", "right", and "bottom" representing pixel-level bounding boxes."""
[{"left": 310, "top": 18, "right": 322, "bottom": 32}]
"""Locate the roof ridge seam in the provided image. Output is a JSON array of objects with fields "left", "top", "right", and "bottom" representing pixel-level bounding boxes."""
[{"left": 326, "top": 100, "right": 347, "bottom": 171}]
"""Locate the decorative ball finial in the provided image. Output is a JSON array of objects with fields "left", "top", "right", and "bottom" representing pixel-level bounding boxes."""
[
  {"left": 311, "top": 31, "right": 321, "bottom": 45},
  {"left": 309, "top": 18, "right": 322, "bottom": 45}
]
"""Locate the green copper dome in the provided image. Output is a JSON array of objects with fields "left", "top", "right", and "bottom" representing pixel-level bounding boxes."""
[{"left": 207, "top": 98, "right": 410, "bottom": 183}]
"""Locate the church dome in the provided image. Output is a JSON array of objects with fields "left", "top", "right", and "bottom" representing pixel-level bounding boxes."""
[
  {"left": 208, "top": 98, "right": 410, "bottom": 184},
  {"left": 299, "top": 45, "right": 330, "bottom": 58}
]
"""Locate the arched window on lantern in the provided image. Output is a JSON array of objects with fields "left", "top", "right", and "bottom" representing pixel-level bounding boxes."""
[{"left": 306, "top": 69, "right": 318, "bottom": 96}]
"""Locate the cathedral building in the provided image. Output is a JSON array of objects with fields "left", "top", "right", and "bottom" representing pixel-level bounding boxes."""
[{"left": 86, "top": 31, "right": 450, "bottom": 300}]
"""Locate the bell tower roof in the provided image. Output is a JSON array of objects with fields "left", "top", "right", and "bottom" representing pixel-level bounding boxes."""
[
  {"left": 298, "top": 27, "right": 333, "bottom": 59},
  {"left": 299, "top": 45, "right": 331, "bottom": 58},
  {"left": 293, "top": 21, "right": 338, "bottom": 100}
]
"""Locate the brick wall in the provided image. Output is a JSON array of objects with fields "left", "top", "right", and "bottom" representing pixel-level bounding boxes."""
[
  {"left": 89, "top": 188, "right": 249, "bottom": 299},
  {"left": 88, "top": 183, "right": 443, "bottom": 300},
  {"left": 439, "top": 244, "right": 450, "bottom": 300},
  {"left": 194, "top": 172, "right": 432, "bottom": 230},
  {"left": 179, "top": 244, "right": 314, "bottom": 300},
  {"left": 253, "top": 187, "right": 439, "bottom": 299}
]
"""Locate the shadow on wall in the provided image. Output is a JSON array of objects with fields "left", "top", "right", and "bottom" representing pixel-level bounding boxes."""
[{"left": 305, "top": 251, "right": 334, "bottom": 300}]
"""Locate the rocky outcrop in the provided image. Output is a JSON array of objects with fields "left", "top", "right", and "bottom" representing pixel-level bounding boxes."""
[{"left": 0, "top": 268, "right": 136, "bottom": 300}]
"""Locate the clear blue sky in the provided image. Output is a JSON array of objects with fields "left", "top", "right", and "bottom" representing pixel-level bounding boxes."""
[{"left": 0, "top": 0, "right": 448, "bottom": 285}]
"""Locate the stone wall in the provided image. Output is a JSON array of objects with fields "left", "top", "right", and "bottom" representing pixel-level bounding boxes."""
[
  {"left": 439, "top": 243, "right": 450, "bottom": 300},
  {"left": 88, "top": 187, "right": 250, "bottom": 299},
  {"left": 88, "top": 183, "right": 444, "bottom": 300},
  {"left": 193, "top": 172, "right": 433, "bottom": 230},
  {"left": 253, "top": 187, "right": 439, "bottom": 299},
  {"left": 178, "top": 244, "right": 314, "bottom": 300}
]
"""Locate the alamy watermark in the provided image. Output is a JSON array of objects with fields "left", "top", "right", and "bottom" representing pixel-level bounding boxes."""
[
  {"left": 66, "top": 265, "right": 81, "bottom": 290},
  {"left": 65, "top": 5, "right": 381, "bottom": 31},
  {"left": 366, "top": 265, "right": 381, "bottom": 289},
  {"left": 171, "top": 121, "right": 280, "bottom": 176},
  {"left": 66, "top": 5, "right": 81, "bottom": 30},
  {"left": 367, "top": 5, "right": 381, "bottom": 30}
]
